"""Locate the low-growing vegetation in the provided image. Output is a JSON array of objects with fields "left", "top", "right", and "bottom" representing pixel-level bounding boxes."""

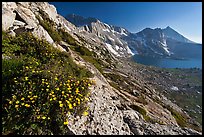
[{"left": 2, "top": 31, "right": 94, "bottom": 135}]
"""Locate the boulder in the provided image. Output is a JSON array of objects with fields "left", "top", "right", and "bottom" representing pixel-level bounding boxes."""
[{"left": 2, "top": 9, "right": 16, "bottom": 31}]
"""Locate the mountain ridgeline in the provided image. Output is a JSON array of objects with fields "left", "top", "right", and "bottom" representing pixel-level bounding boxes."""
[{"left": 66, "top": 14, "right": 202, "bottom": 59}]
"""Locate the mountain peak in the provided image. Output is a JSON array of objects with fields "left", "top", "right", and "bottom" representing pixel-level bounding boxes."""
[{"left": 66, "top": 14, "right": 98, "bottom": 27}]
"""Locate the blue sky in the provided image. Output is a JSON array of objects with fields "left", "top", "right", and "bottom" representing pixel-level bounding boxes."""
[{"left": 49, "top": 2, "right": 202, "bottom": 43}]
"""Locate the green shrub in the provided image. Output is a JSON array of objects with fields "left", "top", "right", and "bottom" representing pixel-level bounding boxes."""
[
  {"left": 36, "top": 15, "right": 62, "bottom": 43},
  {"left": 130, "top": 104, "right": 147, "bottom": 116},
  {"left": 2, "top": 32, "right": 94, "bottom": 135}
]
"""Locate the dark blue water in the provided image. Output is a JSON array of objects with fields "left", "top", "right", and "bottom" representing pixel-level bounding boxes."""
[{"left": 132, "top": 55, "right": 202, "bottom": 69}]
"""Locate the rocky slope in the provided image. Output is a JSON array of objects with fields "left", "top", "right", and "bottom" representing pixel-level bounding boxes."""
[{"left": 2, "top": 2, "right": 202, "bottom": 135}]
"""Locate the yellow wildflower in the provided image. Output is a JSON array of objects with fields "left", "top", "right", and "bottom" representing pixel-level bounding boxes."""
[
  {"left": 31, "top": 101, "right": 35, "bottom": 103},
  {"left": 73, "top": 103, "right": 76, "bottom": 107},
  {"left": 59, "top": 104, "right": 63, "bottom": 107},
  {"left": 75, "top": 88, "right": 79, "bottom": 93},
  {"left": 55, "top": 87, "right": 60, "bottom": 91},
  {"left": 53, "top": 97, "right": 56, "bottom": 100},
  {"left": 68, "top": 104, "right": 73, "bottom": 109},
  {"left": 25, "top": 77, "right": 28, "bottom": 81},
  {"left": 15, "top": 105, "right": 19, "bottom": 108},
  {"left": 29, "top": 92, "right": 32, "bottom": 94},
  {"left": 25, "top": 104, "right": 30, "bottom": 108},
  {"left": 88, "top": 83, "right": 91, "bottom": 87},
  {"left": 33, "top": 95, "right": 38, "bottom": 98},
  {"left": 62, "top": 91, "right": 65, "bottom": 94},
  {"left": 64, "top": 121, "right": 68, "bottom": 125},
  {"left": 25, "top": 66, "right": 29, "bottom": 69},
  {"left": 30, "top": 97, "right": 33, "bottom": 100},
  {"left": 54, "top": 77, "right": 58, "bottom": 81},
  {"left": 16, "top": 101, "right": 20, "bottom": 104},
  {"left": 59, "top": 101, "right": 62, "bottom": 104},
  {"left": 50, "top": 98, "right": 53, "bottom": 101},
  {"left": 21, "top": 103, "right": 25, "bottom": 106},
  {"left": 83, "top": 111, "right": 89, "bottom": 116},
  {"left": 42, "top": 116, "right": 46, "bottom": 120},
  {"left": 12, "top": 95, "right": 16, "bottom": 99},
  {"left": 85, "top": 97, "right": 89, "bottom": 101},
  {"left": 51, "top": 91, "right": 54, "bottom": 94},
  {"left": 9, "top": 101, "right": 12, "bottom": 104},
  {"left": 37, "top": 116, "right": 40, "bottom": 119},
  {"left": 48, "top": 117, "right": 50, "bottom": 120}
]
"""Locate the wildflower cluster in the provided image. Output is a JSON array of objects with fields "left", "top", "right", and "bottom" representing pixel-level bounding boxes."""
[{"left": 2, "top": 31, "right": 94, "bottom": 135}]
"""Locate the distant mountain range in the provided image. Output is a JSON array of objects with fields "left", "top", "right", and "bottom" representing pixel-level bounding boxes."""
[{"left": 66, "top": 14, "right": 202, "bottom": 59}]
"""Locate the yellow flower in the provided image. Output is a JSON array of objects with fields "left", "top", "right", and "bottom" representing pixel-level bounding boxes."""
[
  {"left": 67, "top": 87, "right": 71, "bottom": 91},
  {"left": 28, "top": 95, "right": 31, "bottom": 98},
  {"left": 73, "top": 103, "right": 76, "bottom": 107},
  {"left": 59, "top": 101, "right": 62, "bottom": 104},
  {"left": 12, "top": 95, "right": 16, "bottom": 99},
  {"left": 64, "top": 121, "right": 68, "bottom": 125},
  {"left": 32, "top": 70, "right": 35, "bottom": 73},
  {"left": 85, "top": 97, "right": 89, "bottom": 101},
  {"left": 21, "top": 97, "right": 25, "bottom": 101},
  {"left": 33, "top": 95, "right": 38, "bottom": 98},
  {"left": 54, "top": 77, "right": 58, "bottom": 81},
  {"left": 50, "top": 98, "right": 53, "bottom": 101},
  {"left": 46, "top": 89, "right": 49, "bottom": 91},
  {"left": 55, "top": 87, "right": 60, "bottom": 91},
  {"left": 31, "top": 101, "right": 35, "bottom": 103},
  {"left": 37, "top": 116, "right": 41, "bottom": 119},
  {"left": 62, "top": 91, "right": 65, "bottom": 94},
  {"left": 88, "top": 83, "right": 91, "bottom": 87},
  {"left": 25, "top": 104, "right": 30, "bottom": 108},
  {"left": 53, "top": 97, "right": 56, "bottom": 100},
  {"left": 25, "top": 66, "right": 29, "bottom": 69},
  {"left": 21, "top": 103, "right": 25, "bottom": 106},
  {"left": 16, "top": 101, "right": 20, "bottom": 104},
  {"left": 68, "top": 104, "right": 73, "bottom": 109},
  {"left": 25, "top": 77, "right": 29, "bottom": 81},
  {"left": 15, "top": 105, "right": 19, "bottom": 108},
  {"left": 83, "top": 111, "right": 89, "bottom": 116},
  {"left": 30, "top": 97, "right": 33, "bottom": 100},
  {"left": 29, "top": 92, "right": 32, "bottom": 94},
  {"left": 48, "top": 117, "right": 50, "bottom": 120},
  {"left": 51, "top": 91, "right": 54, "bottom": 94},
  {"left": 75, "top": 88, "right": 79, "bottom": 93},
  {"left": 59, "top": 104, "right": 63, "bottom": 107},
  {"left": 9, "top": 101, "right": 12, "bottom": 104},
  {"left": 42, "top": 116, "right": 46, "bottom": 120}
]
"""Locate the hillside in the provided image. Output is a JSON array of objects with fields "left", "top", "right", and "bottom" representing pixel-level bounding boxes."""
[{"left": 2, "top": 2, "right": 202, "bottom": 135}]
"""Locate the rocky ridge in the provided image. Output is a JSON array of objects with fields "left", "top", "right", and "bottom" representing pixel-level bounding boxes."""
[{"left": 2, "top": 2, "right": 202, "bottom": 135}]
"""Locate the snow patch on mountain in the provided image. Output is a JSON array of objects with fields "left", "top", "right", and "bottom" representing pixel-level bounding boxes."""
[
  {"left": 105, "top": 43, "right": 120, "bottom": 56},
  {"left": 126, "top": 46, "right": 134, "bottom": 55},
  {"left": 115, "top": 45, "right": 120, "bottom": 50},
  {"left": 108, "top": 36, "right": 115, "bottom": 42},
  {"left": 103, "top": 28, "right": 110, "bottom": 32},
  {"left": 104, "top": 23, "right": 111, "bottom": 29},
  {"left": 121, "top": 28, "right": 128, "bottom": 36}
]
